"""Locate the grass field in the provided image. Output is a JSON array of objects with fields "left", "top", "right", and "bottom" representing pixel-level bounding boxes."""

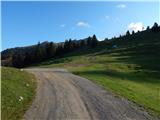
[
  {"left": 1, "top": 67, "right": 36, "bottom": 120},
  {"left": 31, "top": 41, "right": 160, "bottom": 117}
]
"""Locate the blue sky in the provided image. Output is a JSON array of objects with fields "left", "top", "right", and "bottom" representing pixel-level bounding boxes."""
[{"left": 2, "top": 1, "right": 159, "bottom": 50}]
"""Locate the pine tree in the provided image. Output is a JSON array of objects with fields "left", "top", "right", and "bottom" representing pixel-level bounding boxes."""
[
  {"left": 152, "top": 22, "right": 159, "bottom": 32},
  {"left": 91, "top": 34, "right": 98, "bottom": 48},
  {"left": 146, "top": 26, "right": 150, "bottom": 30},
  {"left": 126, "top": 30, "right": 130, "bottom": 36},
  {"left": 104, "top": 38, "right": 108, "bottom": 41},
  {"left": 64, "top": 40, "right": 69, "bottom": 53},
  {"left": 80, "top": 40, "right": 85, "bottom": 47},
  {"left": 56, "top": 44, "right": 64, "bottom": 56},
  {"left": 87, "top": 36, "right": 92, "bottom": 46},
  {"left": 35, "top": 42, "right": 43, "bottom": 62},
  {"left": 46, "top": 42, "right": 56, "bottom": 58}
]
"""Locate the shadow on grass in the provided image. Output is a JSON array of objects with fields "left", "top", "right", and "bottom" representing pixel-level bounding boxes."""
[
  {"left": 63, "top": 44, "right": 108, "bottom": 57},
  {"left": 30, "top": 57, "right": 72, "bottom": 67},
  {"left": 74, "top": 69, "right": 160, "bottom": 84},
  {"left": 96, "top": 42, "right": 160, "bottom": 72}
]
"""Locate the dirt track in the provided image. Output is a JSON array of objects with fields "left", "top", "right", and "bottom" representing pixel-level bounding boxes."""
[{"left": 24, "top": 68, "right": 155, "bottom": 120}]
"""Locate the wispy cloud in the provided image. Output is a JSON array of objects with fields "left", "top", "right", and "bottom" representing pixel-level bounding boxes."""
[
  {"left": 60, "top": 24, "right": 66, "bottom": 27},
  {"left": 77, "top": 21, "right": 90, "bottom": 27},
  {"left": 128, "top": 22, "right": 144, "bottom": 32},
  {"left": 105, "top": 15, "right": 110, "bottom": 20},
  {"left": 116, "top": 4, "right": 126, "bottom": 8}
]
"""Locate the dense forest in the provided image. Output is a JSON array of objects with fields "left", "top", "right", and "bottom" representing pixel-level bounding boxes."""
[{"left": 1, "top": 22, "right": 160, "bottom": 68}]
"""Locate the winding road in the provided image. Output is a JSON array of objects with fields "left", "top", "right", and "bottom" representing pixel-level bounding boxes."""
[{"left": 24, "top": 68, "right": 155, "bottom": 120}]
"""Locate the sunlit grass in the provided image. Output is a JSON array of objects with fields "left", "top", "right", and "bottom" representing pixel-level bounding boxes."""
[{"left": 1, "top": 67, "right": 36, "bottom": 120}]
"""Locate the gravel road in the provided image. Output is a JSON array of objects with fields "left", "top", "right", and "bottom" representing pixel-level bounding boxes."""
[{"left": 24, "top": 68, "right": 156, "bottom": 120}]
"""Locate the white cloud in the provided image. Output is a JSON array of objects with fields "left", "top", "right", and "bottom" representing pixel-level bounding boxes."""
[
  {"left": 97, "top": 37, "right": 104, "bottom": 41},
  {"left": 77, "top": 21, "right": 90, "bottom": 27},
  {"left": 60, "top": 24, "right": 66, "bottom": 27},
  {"left": 128, "top": 22, "right": 144, "bottom": 32},
  {"left": 116, "top": 4, "right": 126, "bottom": 8},
  {"left": 105, "top": 15, "right": 110, "bottom": 20}
]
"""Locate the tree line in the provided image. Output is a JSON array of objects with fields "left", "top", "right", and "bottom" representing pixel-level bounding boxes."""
[
  {"left": 103, "top": 22, "right": 160, "bottom": 41},
  {"left": 125, "top": 22, "right": 160, "bottom": 36},
  {"left": 3, "top": 22, "right": 160, "bottom": 68},
  {"left": 11, "top": 35, "right": 98, "bottom": 68}
]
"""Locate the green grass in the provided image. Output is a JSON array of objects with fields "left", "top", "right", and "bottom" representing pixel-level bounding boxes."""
[
  {"left": 71, "top": 49, "right": 160, "bottom": 117},
  {"left": 1, "top": 67, "right": 36, "bottom": 120},
  {"left": 72, "top": 65, "right": 160, "bottom": 117},
  {"left": 29, "top": 32, "right": 160, "bottom": 117}
]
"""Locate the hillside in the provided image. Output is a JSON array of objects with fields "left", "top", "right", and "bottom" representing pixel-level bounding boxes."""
[
  {"left": 1, "top": 23, "right": 160, "bottom": 68},
  {"left": 1, "top": 67, "right": 36, "bottom": 120},
  {"left": 31, "top": 27, "right": 160, "bottom": 71},
  {"left": 29, "top": 27, "right": 160, "bottom": 117},
  {"left": 1, "top": 23, "right": 160, "bottom": 117}
]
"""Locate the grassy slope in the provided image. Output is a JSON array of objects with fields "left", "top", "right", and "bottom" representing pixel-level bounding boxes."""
[
  {"left": 1, "top": 67, "right": 36, "bottom": 120},
  {"left": 29, "top": 31, "right": 160, "bottom": 117}
]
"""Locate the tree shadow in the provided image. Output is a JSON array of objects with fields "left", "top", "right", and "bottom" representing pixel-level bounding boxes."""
[
  {"left": 96, "top": 42, "right": 160, "bottom": 72},
  {"left": 74, "top": 69, "right": 160, "bottom": 84}
]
